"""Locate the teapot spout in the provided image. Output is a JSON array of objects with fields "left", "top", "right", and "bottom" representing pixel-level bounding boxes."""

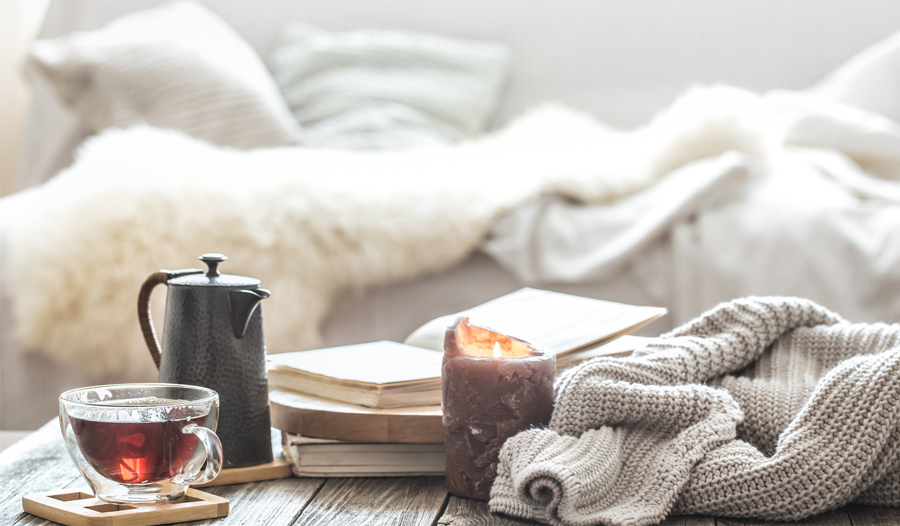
[{"left": 228, "top": 288, "right": 271, "bottom": 338}]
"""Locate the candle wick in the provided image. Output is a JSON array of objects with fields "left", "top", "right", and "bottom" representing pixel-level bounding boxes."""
[{"left": 493, "top": 342, "right": 502, "bottom": 358}]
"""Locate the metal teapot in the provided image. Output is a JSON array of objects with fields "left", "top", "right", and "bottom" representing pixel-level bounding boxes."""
[{"left": 138, "top": 253, "right": 272, "bottom": 469}]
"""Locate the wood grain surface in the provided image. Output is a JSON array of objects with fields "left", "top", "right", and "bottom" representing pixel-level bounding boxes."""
[
  {"left": 4, "top": 423, "right": 898, "bottom": 526},
  {"left": 846, "top": 506, "right": 900, "bottom": 526},
  {"left": 269, "top": 389, "right": 443, "bottom": 444},
  {"left": 1, "top": 420, "right": 82, "bottom": 525},
  {"left": 659, "top": 517, "right": 716, "bottom": 526},
  {"left": 191, "top": 478, "right": 325, "bottom": 526},
  {"left": 293, "top": 477, "right": 448, "bottom": 526},
  {"left": 438, "top": 496, "right": 534, "bottom": 526}
]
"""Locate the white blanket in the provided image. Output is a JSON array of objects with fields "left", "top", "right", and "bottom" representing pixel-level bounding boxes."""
[
  {"left": 485, "top": 88, "right": 900, "bottom": 328},
  {"left": 3, "top": 86, "right": 774, "bottom": 378},
  {"left": 480, "top": 30, "right": 900, "bottom": 331}
]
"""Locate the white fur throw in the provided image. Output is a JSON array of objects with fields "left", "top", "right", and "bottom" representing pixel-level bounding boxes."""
[{"left": 6, "top": 86, "right": 771, "bottom": 378}]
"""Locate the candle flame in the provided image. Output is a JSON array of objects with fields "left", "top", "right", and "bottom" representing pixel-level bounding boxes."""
[{"left": 453, "top": 317, "right": 536, "bottom": 358}]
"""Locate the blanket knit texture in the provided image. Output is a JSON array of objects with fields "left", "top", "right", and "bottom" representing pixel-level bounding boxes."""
[{"left": 489, "top": 297, "right": 900, "bottom": 526}]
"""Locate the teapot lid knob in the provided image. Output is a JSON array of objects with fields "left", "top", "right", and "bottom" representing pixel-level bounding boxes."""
[{"left": 200, "top": 253, "right": 227, "bottom": 277}]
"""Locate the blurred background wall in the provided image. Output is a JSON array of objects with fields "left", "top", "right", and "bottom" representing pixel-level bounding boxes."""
[{"left": 0, "top": 0, "right": 49, "bottom": 197}]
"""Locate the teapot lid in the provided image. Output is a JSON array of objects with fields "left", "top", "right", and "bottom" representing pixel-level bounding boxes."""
[{"left": 167, "top": 254, "right": 261, "bottom": 288}]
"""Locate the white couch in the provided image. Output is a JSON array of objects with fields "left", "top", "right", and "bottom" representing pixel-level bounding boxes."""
[
  {"left": 17, "top": 0, "right": 900, "bottom": 190},
  {"left": 5, "top": 0, "right": 900, "bottom": 430}
]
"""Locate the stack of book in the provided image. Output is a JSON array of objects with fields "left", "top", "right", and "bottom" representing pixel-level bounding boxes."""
[
  {"left": 269, "top": 341, "right": 447, "bottom": 477},
  {"left": 267, "top": 288, "right": 665, "bottom": 477}
]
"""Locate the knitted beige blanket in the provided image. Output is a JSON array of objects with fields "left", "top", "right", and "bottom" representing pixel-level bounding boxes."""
[{"left": 490, "top": 297, "right": 900, "bottom": 526}]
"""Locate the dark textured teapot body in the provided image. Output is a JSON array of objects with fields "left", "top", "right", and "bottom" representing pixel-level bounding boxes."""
[{"left": 139, "top": 254, "right": 273, "bottom": 469}]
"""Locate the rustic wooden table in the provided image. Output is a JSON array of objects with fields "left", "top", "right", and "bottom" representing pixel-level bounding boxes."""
[{"left": 3, "top": 421, "right": 899, "bottom": 526}]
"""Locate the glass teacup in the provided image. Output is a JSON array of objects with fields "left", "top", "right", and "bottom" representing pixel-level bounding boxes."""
[{"left": 59, "top": 383, "right": 223, "bottom": 505}]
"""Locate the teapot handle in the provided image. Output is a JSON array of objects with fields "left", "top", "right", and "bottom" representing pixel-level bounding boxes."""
[{"left": 138, "top": 269, "right": 203, "bottom": 370}]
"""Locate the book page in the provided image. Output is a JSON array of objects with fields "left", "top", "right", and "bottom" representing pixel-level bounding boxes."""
[
  {"left": 404, "top": 288, "right": 665, "bottom": 355},
  {"left": 267, "top": 341, "right": 442, "bottom": 385},
  {"left": 556, "top": 335, "right": 653, "bottom": 369}
]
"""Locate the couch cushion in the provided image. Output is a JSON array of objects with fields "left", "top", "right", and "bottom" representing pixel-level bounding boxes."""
[
  {"left": 268, "top": 23, "right": 509, "bottom": 150},
  {"left": 29, "top": 0, "right": 302, "bottom": 149}
]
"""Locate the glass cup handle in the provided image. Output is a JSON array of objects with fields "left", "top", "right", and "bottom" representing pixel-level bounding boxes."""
[{"left": 172, "top": 424, "right": 223, "bottom": 486}]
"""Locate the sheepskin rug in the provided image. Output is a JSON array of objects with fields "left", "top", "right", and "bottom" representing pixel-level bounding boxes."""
[{"left": 4, "top": 85, "right": 773, "bottom": 379}]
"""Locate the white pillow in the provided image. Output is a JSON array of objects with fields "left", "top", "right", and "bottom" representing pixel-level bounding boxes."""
[
  {"left": 29, "top": 1, "right": 302, "bottom": 149},
  {"left": 811, "top": 31, "right": 900, "bottom": 125},
  {"left": 268, "top": 23, "right": 510, "bottom": 150}
]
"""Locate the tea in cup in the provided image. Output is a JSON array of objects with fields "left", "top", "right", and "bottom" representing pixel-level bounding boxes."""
[{"left": 59, "top": 384, "right": 223, "bottom": 505}]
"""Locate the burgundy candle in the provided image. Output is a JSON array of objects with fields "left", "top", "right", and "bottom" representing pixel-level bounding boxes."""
[{"left": 442, "top": 316, "right": 555, "bottom": 501}]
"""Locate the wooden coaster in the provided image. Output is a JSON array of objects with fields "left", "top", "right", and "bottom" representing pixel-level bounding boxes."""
[
  {"left": 197, "top": 455, "right": 293, "bottom": 487},
  {"left": 22, "top": 488, "right": 229, "bottom": 526},
  {"left": 270, "top": 389, "right": 443, "bottom": 444}
]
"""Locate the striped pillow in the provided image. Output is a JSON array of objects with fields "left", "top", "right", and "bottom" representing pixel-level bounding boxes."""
[
  {"left": 268, "top": 23, "right": 510, "bottom": 150},
  {"left": 29, "top": 1, "right": 302, "bottom": 149}
]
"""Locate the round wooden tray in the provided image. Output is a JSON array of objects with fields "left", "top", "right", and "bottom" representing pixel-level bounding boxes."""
[{"left": 269, "top": 389, "right": 443, "bottom": 444}]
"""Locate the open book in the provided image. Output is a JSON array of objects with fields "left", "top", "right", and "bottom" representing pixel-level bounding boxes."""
[
  {"left": 267, "top": 288, "right": 665, "bottom": 408},
  {"left": 404, "top": 288, "right": 665, "bottom": 357}
]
